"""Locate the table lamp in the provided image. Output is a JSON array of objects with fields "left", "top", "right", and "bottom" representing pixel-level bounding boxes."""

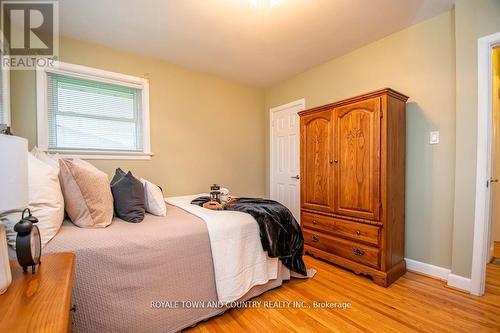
[{"left": 0, "top": 134, "right": 28, "bottom": 295}]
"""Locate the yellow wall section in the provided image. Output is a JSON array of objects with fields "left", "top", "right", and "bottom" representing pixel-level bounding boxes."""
[
  {"left": 10, "top": 37, "right": 266, "bottom": 197},
  {"left": 492, "top": 47, "right": 500, "bottom": 243},
  {"left": 265, "top": 11, "right": 456, "bottom": 271}
]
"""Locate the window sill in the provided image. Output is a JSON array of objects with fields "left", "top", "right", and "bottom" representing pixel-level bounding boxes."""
[{"left": 46, "top": 150, "right": 153, "bottom": 160}]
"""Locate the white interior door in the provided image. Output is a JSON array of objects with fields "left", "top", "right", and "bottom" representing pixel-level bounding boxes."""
[{"left": 270, "top": 99, "right": 305, "bottom": 222}]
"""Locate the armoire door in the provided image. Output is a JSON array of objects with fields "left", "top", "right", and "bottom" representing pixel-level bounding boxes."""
[
  {"left": 300, "top": 109, "right": 334, "bottom": 213},
  {"left": 333, "top": 97, "right": 381, "bottom": 220}
]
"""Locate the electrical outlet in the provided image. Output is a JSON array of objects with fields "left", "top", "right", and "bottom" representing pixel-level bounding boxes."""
[{"left": 430, "top": 131, "right": 440, "bottom": 145}]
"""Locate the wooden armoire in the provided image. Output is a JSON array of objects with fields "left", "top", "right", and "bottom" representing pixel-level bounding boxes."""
[{"left": 299, "top": 88, "right": 408, "bottom": 287}]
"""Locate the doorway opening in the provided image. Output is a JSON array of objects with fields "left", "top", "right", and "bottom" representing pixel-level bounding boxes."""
[
  {"left": 472, "top": 32, "right": 500, "bottom": 296},
  {"left": 489, "top": 46, "right": 500, "bottom": 266}
]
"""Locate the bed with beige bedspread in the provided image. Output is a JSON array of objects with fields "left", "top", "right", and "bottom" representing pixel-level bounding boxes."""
[{"left": 43, "top": 203, "right": 291, "bottom": 333}]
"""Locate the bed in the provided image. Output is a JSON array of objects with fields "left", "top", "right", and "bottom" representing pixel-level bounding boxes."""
[{"left": 42, "top": 196, "right": 300, "bottom": 333}]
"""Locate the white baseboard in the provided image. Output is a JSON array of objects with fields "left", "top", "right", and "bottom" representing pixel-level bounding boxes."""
[
  {"left": 405, "top": 258, "right": 450, "bottom": 281},
  {"left": 447, "top": 274, "right": 472, "bottom": 292},
  {"left": 405, "top": 258, "right": 470, "bottom": 292}
]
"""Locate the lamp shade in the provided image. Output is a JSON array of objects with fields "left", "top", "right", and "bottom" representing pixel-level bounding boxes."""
[{"left": 0, "top": 135, "right": 28, "bottom": 214}]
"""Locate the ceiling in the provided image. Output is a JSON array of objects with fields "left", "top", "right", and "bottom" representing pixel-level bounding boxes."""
[{"left": 58, "top": 0, "right": 455, "bottom": 87}]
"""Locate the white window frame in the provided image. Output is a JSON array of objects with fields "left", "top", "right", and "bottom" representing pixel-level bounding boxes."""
[
  {"left": 0, "top": 56, "right": 10, "bottom": 126},
  {"left": 36, "top": 61, "right": 151, "bottom": 160}
]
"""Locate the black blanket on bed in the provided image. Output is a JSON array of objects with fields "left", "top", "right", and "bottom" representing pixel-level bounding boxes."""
[{"left": 191, "top": 196, "right": 307, "bottom": 276}]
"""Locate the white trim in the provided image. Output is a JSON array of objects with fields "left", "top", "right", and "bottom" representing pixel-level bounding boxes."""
[
  {"left": 36, "top": 61, "right": 151, "bottom": 160},
  {"left": 36, "top": 67, "right": 48, "bottom": 150},
  {"left": 270, "top": 99, "right": 306, "bottom": 115},
  {"left": 141, "top": 81, "right": 151, "bottom": 155},
  {"left": 269, "top": 98, "right": 305, "bottom": 212},
  {"left": 471, "top": 31, "right": 500, "bottom": 296},
  {"left": 405, "top": 258, "right": 451, "bottom": 281},
  {"left": 47, "top": 153, "right": 152, "bottom": 161},
  {"left": 0, "top": 56, "right": 10, "bottom": 126},
  {"left": 405, "top": 258, "right": 471, "bottom": 292},
  {"left": 448, "top": 274, "right": 472, "bottom": 292},
  {"left": 0, "top": 26, "right": 10, "bottom": 126},
  {"left": 44, "top": 62, "right": 147, "bottom": 89}
]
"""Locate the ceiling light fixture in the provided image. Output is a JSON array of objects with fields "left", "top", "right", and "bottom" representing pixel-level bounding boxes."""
[{"left": 248, "top": 0, "right": 286, "bottom": 8}]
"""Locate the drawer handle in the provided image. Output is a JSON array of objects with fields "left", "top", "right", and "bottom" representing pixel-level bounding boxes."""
[
  {"left": 355, "top": 230, "right": 361, "bottom": 236},
  {"left": 312, "top": 220, "right": 318, "bottom": 225},
  {"left": 352, "top": 248, "right": 365, "bottom": 256},
  {"left": 311, "top": 234, "right": 319, "bottom": 242}
]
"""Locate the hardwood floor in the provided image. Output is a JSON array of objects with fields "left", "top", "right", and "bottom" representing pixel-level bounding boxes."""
[
  {"left": 186, "top": 256, "right": 500, "bottom": 333},
  {"left": 494, "top": 241, "right": 500, "bottom": 259}
]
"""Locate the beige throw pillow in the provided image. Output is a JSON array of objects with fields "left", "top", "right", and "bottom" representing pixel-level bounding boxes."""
[{"left": 59, "top": 159, "right": 113, "bottom": 228}]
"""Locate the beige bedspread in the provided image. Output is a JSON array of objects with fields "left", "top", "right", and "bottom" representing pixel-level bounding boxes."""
[
  {"left": 44, "top": 204, "right": 222, "bottom": 333},
  {"left": 43, "top": 204, "right": 289, "bottom": 333}
]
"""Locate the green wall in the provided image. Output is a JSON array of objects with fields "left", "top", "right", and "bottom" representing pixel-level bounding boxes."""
[
  {"left": 265, "top": 11, "right": 456, "bottom": 271},
  {"left": 452, "top": 0, "right": 500, "bottom": 277},
  {"left": 265, "top": 1, "right": 500, "bottom": 278},
  {"left": 10, "top": 0, "right": 500, "bottom": 279}
]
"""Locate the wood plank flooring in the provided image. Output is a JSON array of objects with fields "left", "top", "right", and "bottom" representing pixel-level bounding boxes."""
[
  {"left": 186, "top": 256, "right": 500, "bottom": 333},
  {"left": 494, "top": 241, "right": 500, "bottom": 259}
]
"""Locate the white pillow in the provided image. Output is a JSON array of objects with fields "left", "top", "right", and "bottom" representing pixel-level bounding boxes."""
[
  {"left": 140, "top": 178, "right": 167, "bottom": 216},
  {"left": 30, "top": 147, "right": 60, "bottom": 170},
  {"left": 2, "top": 155, "right": 65, "bottom": 249}
]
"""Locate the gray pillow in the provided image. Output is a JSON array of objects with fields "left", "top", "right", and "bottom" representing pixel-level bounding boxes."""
[{"left": 110, "top": 168, "right": 145, "bottom": 223}]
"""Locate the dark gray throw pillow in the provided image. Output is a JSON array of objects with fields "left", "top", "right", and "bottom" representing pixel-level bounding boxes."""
[{"left": 110, "top": 168, "right": 145, "bottom": 223}]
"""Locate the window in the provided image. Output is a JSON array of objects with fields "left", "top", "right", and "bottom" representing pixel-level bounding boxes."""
[
  {"left": 36, "top": 62, "right": 151, "bottom": 159},
  {"left": 0, "top": 56, "right": 10, "bottom": 126}
]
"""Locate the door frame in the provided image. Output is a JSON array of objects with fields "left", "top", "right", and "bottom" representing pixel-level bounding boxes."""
[
  {"left": 269, "top": 98, "right": 306, "bottom": 211},
  {"left": 471, "top": 31, "right": 500, "bottom": 296}
]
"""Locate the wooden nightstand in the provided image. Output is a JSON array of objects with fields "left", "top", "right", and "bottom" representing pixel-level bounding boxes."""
[{"left": 0, "top": 253, "right": 75, "bottom": 333}]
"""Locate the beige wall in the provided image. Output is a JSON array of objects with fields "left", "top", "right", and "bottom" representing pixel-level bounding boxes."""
[
  {"left": 265, "top": 12, "right": 457, "bottom": 270},
  {"left": 10, "top": 37, "right": 266, "bottom": 197},
  {"left": 452, "top": 0, "right": 500, "bottom": 277}
]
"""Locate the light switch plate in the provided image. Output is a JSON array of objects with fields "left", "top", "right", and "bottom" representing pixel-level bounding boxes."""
[{"left": 430, "top": 131, "right": 440, "bottom": 145}]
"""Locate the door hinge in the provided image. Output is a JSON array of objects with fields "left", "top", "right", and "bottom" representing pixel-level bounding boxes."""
[{"left": 380, "top": 111, "right": 383, "bottom": 119}]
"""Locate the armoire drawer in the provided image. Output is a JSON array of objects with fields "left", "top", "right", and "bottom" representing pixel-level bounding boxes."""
[
  {"left": 303, "top": 229, "right": 380, "bottom": 269},
  {"left": 302, "top": 212, "right": 380, "bottom": 246}
]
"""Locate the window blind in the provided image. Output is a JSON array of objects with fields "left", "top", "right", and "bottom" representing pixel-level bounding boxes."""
[{"left": 47, "top": 73, "right": 143, "bottom": 152}]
